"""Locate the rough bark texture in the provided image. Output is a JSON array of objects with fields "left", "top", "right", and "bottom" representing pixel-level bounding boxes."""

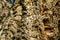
[{"left": 0, "top": 0, "right": 60, "bottom": 40}]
